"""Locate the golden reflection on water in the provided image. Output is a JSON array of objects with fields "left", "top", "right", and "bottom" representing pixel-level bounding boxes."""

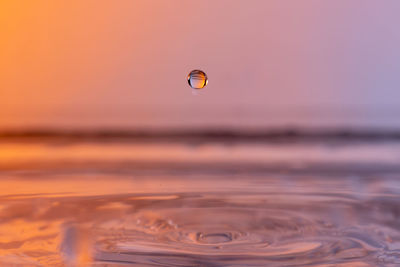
[
  {"left": 0, "top": 141, "right": 399, "bottom": 266},
  {"left": 1, "top": 141, "right": 400, "bottom": 169}
]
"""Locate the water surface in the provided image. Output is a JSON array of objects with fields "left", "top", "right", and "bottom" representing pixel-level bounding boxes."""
[{"left": 1, "top": 136, "right": 400, "bottom": 266}]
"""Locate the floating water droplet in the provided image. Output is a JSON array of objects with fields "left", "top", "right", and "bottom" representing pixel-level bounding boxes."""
[{"left": 187, "top": 70, "right": 208, "bottom": 89}]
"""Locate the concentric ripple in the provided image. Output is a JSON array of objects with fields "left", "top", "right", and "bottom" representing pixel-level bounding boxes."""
[
  {"left": 1, "top": 173, "right": 400, "bottom": 267},
  {"left": 2, "top": 139, "right": 400, "bottom": 266},
  {"left": 91, "top": 189, "right": 400, "bottom": 266}
]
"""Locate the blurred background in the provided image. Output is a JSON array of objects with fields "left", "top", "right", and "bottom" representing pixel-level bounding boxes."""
[
  {"left": 1, "top": 0, "right": 400, "bottom": 131},
  {"left": 2, "top": 2, "right": 400, "bottom": 266}
]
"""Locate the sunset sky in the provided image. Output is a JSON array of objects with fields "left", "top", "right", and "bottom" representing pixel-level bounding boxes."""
[{"left": 1, "top": 1, "right": 400, "bottom": 129}]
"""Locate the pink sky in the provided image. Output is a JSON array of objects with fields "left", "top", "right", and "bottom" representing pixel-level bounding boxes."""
[{"left": 1, "top": 1, "right": 400, "bottom": 129}]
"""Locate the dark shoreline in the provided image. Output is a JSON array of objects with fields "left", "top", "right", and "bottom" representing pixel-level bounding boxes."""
[{"left": 1, "top": 128, "right": 400, "bottom": 143}]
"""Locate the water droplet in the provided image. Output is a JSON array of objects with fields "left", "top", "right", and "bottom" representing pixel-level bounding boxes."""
[{"left": 187, "top": 70, "right": 208, "bottom": 89}]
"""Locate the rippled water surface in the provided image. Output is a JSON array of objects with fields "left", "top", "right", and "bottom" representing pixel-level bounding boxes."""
[{"left": 1, "top": 138, "right": 400, "bottom": 266}]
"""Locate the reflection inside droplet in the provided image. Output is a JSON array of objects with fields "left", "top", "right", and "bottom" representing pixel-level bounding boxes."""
[{"left": 187, "top": 70, "right": 208, "bottom": 89}]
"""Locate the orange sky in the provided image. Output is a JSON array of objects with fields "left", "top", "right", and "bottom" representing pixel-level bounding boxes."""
[{"left": 1, "top": 1, "right": 400, "bottom": 129}]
